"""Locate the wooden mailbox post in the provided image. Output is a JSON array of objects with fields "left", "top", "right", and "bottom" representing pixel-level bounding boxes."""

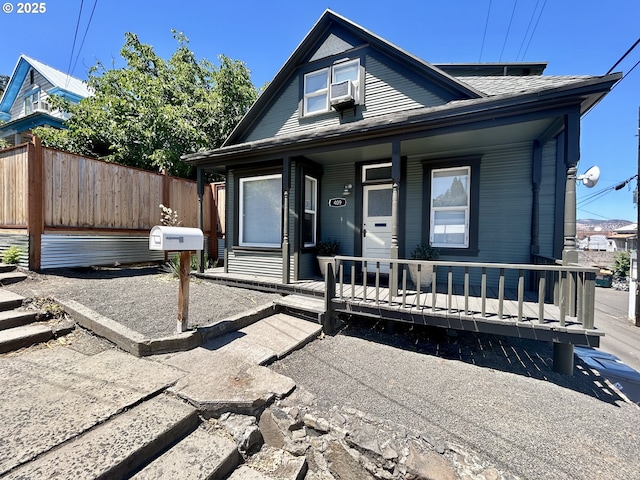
[{"left": 149, "top": 226, "right": 204, "bottom": 332}]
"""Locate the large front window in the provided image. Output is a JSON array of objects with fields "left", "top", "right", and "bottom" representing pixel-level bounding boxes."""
[
  {"left": 239, "top": 174, "right": 282, "bottom": 247},
  {"left": 430, "top": 167, "right": 470, "bottom": 248}
]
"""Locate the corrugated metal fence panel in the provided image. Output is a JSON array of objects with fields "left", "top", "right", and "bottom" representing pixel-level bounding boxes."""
[
  {"left": 227, "top": 250, "right": 282, "bottom": 278},
  {"left": 0, "top": 232, "right": 29, "bottom": 268},
  {"left": 40, "top": 234, "right": 164, "bottom": 269}
]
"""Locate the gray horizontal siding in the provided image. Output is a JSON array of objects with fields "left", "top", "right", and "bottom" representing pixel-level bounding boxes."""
[
  {"left": 244, "top": 55, "right": 450, "bottom": 143},
  {"left": 363, "top": 56, "right": 448, "bottom": 117},
  {"left": 538, "top": 140, "right": 558, "bottom": 258},
  {"left": 320, "top": 163, "right": 356, "bottom": 256},
  {"left": 9, "top": 70, "right": 54, "bottom": 120},
  {"left": 475, "top": 143, "right": 534, "bottom": 264},
  {"left": 40, "top": 234, "right": 164, "bottom": 269},
  {"left": 227, "top": 250, "right": 282, "bottom": 278}
]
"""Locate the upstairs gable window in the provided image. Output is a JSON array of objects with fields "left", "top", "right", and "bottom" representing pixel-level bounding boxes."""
[
  {"left": 303, "top": 59, "right": 361, "bottom": 116},
  {"left": 23, "top": 90, "right": 39, "bottom": 115}
]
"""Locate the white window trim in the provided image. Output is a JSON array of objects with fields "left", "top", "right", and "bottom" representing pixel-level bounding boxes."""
[
  {"left": 302, "top": 59, "right": 362, "bottom": 116},
  {"left": 239, "top": 173, "right": 282, "bottom": 248},
  {"left": 362, "top": 162, "right": 392, "bottom": 183},
  {"left": 429, "top": 166, "right": 471, "bottom": 249},
  {"left": 23, "top": 89, "right": 41, "bottom": 116},
  {"left": 303, "top": 68, "right": 330, "bottom": 116},
  {"left": 303, "top": 175, "right": 318, "bottom": 247}
]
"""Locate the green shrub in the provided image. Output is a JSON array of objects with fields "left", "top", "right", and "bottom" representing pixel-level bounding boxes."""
[
  {"left": 613, "top": 250, "right": 631, "bottom": 277},
  {"left": 1, "top": 246, "right": 24, "bottom": 264},
  {"left": 410, "top": 243, "right": 440, "bottom": 260}
]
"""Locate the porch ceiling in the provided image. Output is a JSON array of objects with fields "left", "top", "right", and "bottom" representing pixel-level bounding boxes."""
[{"left": 305, "top": 117, "right": 553, "bottom": 165}]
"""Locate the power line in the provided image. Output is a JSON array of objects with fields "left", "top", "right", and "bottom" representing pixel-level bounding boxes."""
[
  {"left": 520, "top": 0, "right": 547, "bottom": 60},
  {"left": 70, "top": 0, "right": 99, "bottom": 77},
  {"left": 515, "top": 0, "right": 540, "bottom": 61},
  {"left": 606, "top": 37, "right": 640, "bottom": 74},
  {"left": 66, "top": 0, "right": 85, "bottom": 84},
  {"left": 499, "top": 0, "right": 518, "bottom": 62},
  {"left": 479, "top": 0, "right": 492, "bottom": 62}
]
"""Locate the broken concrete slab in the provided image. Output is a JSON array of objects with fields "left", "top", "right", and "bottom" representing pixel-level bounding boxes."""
[{"left": 167, "top": 354, "right": 295, "bottom": 417}]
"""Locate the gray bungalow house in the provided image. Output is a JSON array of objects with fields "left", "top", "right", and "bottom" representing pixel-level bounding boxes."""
[
  {"left": 185, "top": 10, "right": 619, "bottom": 287},
  {"left": 186, "top": 11, "right": 621, "bottom": 371}
]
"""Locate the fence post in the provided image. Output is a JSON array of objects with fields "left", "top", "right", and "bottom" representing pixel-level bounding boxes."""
[{"left": 27, "top": 137, "right": 44, "bottom": 270}]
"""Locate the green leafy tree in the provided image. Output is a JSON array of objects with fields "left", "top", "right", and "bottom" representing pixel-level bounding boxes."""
[{"left": 34, "top": 31, "right": 257, "bottom": 178}]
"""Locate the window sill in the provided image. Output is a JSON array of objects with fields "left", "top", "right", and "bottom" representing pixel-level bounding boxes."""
[{"left": 233, "top": 246, "right": 281, "bottom": 253}]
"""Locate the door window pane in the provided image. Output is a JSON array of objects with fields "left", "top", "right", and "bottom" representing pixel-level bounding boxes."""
[{"left": 367, "top": 188, "right": 392, "bottom": 217}]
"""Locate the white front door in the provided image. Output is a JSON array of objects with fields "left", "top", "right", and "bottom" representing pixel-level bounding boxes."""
[{"left": 363, "top": 184, "right": 392, "bottom": 273}]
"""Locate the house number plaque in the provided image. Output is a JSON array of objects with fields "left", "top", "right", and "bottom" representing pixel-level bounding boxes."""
[{"left": 328, "top": 198, "right": 347, "bottom": 207}]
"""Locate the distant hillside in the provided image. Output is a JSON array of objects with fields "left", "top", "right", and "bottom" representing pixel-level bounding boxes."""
[{"left": 577, "top": 219, "right": 633, "bottom": 232}]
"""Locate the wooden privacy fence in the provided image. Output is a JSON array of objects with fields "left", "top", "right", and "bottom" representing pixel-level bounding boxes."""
[{"left": 0, "top": 140, "right": 224, "bottom": 269}]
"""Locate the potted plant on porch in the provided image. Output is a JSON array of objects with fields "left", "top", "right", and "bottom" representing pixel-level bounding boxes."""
[
  {"left": 316, "top": 239, "right": 340, "bottom": 278},
  {"left": 408, "top": 243, "right": 439, "bottom": 288}
]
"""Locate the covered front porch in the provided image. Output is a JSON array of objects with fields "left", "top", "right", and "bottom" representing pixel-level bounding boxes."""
[{"left": 197, "top": 254, "right": 601, "bottom": 374}]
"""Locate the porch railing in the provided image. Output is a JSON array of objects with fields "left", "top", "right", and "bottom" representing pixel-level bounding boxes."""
[{"left": 324, "top": 256, "right": 597, "bottom": 330}]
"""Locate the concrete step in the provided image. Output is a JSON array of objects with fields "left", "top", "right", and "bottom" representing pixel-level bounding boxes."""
[
  {"left": 0, "top": 323, "right": 54, "bottom": 354},
  {"left": 0, "top": 289, "right": 24, "bottom": 312},
  {"left": 0, "top": 263, "right": 17, "bottom": 273},
  {"left": 0, "top": 271, "right": 27, "bottom": 285},
  {"left": 0, "top": 308, "right": 39, "bottom": 331},
  {"left": 205, "top": 313, "right": 323, "bottom": 365},
  {"left": 3, "top": 394, "right": 199, "bottom": 480},
  {"left": 131, "top": 423, "right": 240, "bottom": 479}
]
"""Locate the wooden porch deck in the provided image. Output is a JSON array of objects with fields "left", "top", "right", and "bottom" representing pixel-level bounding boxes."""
[{"left": 196, "top": 263, "right": 602, "bottom": 348}]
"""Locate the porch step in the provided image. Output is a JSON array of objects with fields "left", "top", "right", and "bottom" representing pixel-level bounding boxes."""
[
  {"left": 274, "top": 294, "right": 326, "bottom": 322},
  {"left": 3, "top": 394, "right": 199, "bottom": 480},
  {"left": 0, "top": 289, "right": 24, "bottom": 312},
  {"left": 0, "top": 308, "right": 39, "bottom": 331},
  {"left": 131, "top": 423, "right": 240, "bottom": 479},
  {"left": 0, "top": 263, "right": 17, "bottom": 273},
  {"left": 0, "top": 270, "right": 28, "bottom": 285}
]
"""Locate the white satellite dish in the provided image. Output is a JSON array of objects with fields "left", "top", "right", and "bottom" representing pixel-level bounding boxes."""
[{"left": 576, "top": 165, "right": 600, "bottom": 188}]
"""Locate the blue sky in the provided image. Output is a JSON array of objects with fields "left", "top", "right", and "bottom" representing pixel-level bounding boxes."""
[{"left": 1, "top": 0, "right": 639, "bottom": 221}]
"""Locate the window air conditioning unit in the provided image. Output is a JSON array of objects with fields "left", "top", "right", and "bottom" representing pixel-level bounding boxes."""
[{"left": 330, "top": 80, "right": 355, "bottom": 107}]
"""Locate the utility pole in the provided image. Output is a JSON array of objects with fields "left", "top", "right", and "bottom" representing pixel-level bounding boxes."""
[{"left": 636, "top": 106, "right": 640, "bottom": 326}]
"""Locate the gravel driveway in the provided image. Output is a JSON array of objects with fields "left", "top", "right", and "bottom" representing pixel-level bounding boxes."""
[{"left": 5, "top": 266, "right": 282, "bottom": 338}]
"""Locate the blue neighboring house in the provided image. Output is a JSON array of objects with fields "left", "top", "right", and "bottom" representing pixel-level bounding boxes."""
[{"left": 0, "top": 55, "right": 90, "bottom": 146}]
